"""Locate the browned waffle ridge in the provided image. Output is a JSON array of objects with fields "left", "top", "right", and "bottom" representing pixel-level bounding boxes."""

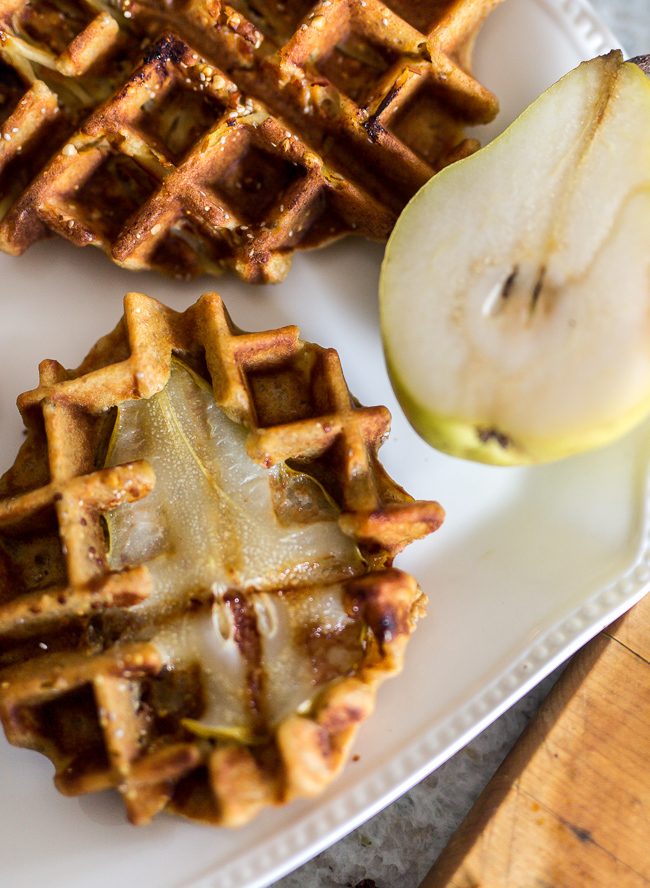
[
  {"left": 0, "top": 292, "right": 444, "bottom": 826},
  {"left": 0, "top": 0, "right": 503, "bottom": 282}
]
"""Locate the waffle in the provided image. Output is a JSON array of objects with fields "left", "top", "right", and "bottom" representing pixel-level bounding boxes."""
[
  {"left": 0, "top": 0, "right": 503, "bottom": 282},
  {"left": 0, "top": 292, "right": 444, "bottom": 826}
]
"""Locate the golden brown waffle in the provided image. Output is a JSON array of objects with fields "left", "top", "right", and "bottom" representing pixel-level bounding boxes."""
[
  {"left": 0, "top": 0, "right": 503, "bottom": 282},
  {"left": 0, "top": 292, "right": 444, "bottom": 826}
]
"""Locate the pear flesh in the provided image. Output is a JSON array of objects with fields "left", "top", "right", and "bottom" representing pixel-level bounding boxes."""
[{"left": 380, "top": 51, "right": 650, "bottom": 465}]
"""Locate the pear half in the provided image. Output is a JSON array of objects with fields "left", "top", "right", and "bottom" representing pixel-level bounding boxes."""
[{"left": 380, "top": 51, "right": 650, "bottom": 466}]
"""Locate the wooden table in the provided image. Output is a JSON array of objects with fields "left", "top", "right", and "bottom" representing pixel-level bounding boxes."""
[{"left": 420, "top": 592, "right": 650, "bottom": 888}]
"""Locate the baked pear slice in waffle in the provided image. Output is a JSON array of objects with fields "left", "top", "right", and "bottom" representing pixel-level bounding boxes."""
[
  {"left": 0, "top": 292, "right": 444, "bottom": 827},
  {"left": 0, "top": 0, "right": 503, "bottom": 282}
]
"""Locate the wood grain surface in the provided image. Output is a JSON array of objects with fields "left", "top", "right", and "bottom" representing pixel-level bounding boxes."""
[{"left": 419, "top": 592, "right": 650, "bottom": 888}]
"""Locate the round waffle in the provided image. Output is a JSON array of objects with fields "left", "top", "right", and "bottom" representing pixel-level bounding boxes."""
[
  {"left": 0, "top": 0, "right": 503, "bottom": 281},
  {"left": 0, "top": 292, "right": 444, "bottom": 826}
]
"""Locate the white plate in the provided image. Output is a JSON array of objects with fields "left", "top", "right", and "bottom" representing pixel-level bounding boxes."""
[{"left": 0, "top": 2, "right": 638, "bottom": 887}]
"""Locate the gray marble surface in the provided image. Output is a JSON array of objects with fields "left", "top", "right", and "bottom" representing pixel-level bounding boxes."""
[{"left": 271, "top": 2, "right": 650, "bottom": 887}]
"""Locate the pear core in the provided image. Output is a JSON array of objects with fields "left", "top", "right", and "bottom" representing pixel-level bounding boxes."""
[{"left": 380, "top": 52, "right": 650, "bottom": 465}]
